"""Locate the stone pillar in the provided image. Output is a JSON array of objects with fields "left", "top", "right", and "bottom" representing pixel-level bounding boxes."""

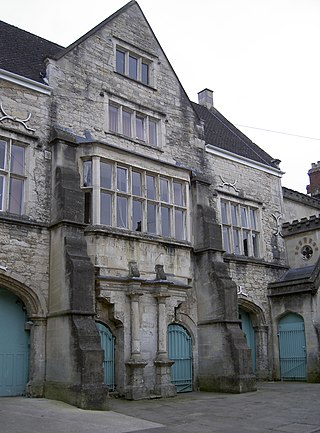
[
  {"left": 254, "top": 325, "right": 270, "bottom": 380},
  {"left": 125, "top": 286, "right": 148, "bottom": 400},
  {"left": 154, "top": 288, "right": 176, "bottom": 397},
  {"left": 27, "top": 317, "right": 46, "bottom": 397},
  {"left": 45, "top": 132, "right": 107, "bottom": 410}
]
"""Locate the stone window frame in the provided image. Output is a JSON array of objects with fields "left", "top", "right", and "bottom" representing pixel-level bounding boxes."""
[
  {"left": 115, "top": 45, "right": 153, "bottom": 87},
  {"left": 220, "top": 199, "right": 260, "bottom": 258},
  {"left": 107, "top": 100, "right": 160, "bottom": 147},
  {"left": 0, "top": 136, "right": 27, "bottom": 215},
  {"left": 82, "top": 157, "right": 188, "bottom": 241}
]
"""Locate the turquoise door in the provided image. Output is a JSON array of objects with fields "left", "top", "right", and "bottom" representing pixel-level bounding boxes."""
[
  {"left": 239, "top": 308, "right": 256, "bottom": 372},
  {"left": 96, "top": 322, "right": 115, "bottom": 391},
  {"left": 168, "top": 324, "right": 192, "bottom": 393},
  {"left": 278, "top": 313, "right": 307, "bottom": 380},
  {"left": 0, "top": 288, "right": 29, "bottom": 396}
]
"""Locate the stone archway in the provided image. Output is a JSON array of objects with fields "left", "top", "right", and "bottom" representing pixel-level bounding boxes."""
[{"left": 0, "top": 271, "right": 47, "bottom": 396}]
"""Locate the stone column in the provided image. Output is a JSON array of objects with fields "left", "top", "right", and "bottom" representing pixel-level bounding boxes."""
[
  {"left": 27, "top": 317, "right": 46, "bottom": 397},
  {"left": 254, "top": 325, "right": 269, "bottom": 380},
  {"left": 125, "top": 286, "right": 148, "bottom": 400},
  {"left": 153, "top": 288, "right": 176, "bottom": 397}
]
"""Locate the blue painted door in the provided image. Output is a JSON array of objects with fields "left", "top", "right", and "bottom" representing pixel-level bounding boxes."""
[
  {"left": 0, "top": 288, "right": 29, "bottom": 396},
  {"left": 239, "top": 308, "right": 256, "bottom": 372},
  {"left": 96, "top": 322, "right": 115, "bottom": 391},
  {"left": 278, "top": 313, "right": 307, "bottom": 380},
  {"left": 168, "top": 324, "right": 192, "bottom": 392}
]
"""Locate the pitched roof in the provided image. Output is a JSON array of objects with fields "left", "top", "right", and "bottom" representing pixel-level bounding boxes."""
[
  {"left": 0, "top": 20, "right": 63, "bottom": 83},
  {"left": 192, "top": 102, "right": 278, "bottom": 169}
]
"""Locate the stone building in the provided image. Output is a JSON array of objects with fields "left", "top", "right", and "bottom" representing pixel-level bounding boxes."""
[{"left": 0, "top": 1, "right": 319, "bottom": 409}]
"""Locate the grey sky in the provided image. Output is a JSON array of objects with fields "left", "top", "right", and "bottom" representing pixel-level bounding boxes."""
[{"left": 2, "top": 0, "right": 319, "bottom": 193}]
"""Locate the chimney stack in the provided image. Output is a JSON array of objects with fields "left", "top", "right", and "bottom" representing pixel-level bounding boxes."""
[
  {"left": 198, "top": 88, "right": 214, "bottom": 110},
  {"left": 307, "top": 162, "right": 320, "bottom": 199}
]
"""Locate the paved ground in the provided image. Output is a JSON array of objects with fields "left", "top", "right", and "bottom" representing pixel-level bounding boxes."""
[{"left": 1, "top": 382, "right": 320, "bottom": 433}]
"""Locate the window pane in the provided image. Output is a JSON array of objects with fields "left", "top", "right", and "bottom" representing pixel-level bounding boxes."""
[
  {"left": 160, "top": 178, "right": 169, "bottom": 202},
  {"left": 100, "top": 161, "right": 112, "bottom": 188},
  {"left": 173, "top": 182, "right": 184, "bottom": 206},
  {"left": 132, "top": 171, "right": 142, "bottom": 196},
  {"left": 129, "top": 55, "right": 138, "bottom": 80},
  {"left": 83, "top": 160, "right": 92, "bottom": 187},
  {"left": 117, "top": 167, "right": 127, "bottom": 192},
  {"left": 146, "top": 175, "right": 156, "bottom": 199},
  {"left": 141, "top": 62, "right": 149, "bottom": 85},
  {"left": 175, "top": 209, "right": 185, "bottom": 240},
  {"left": 243, "top": 230, "right": 249, "bottom": 256},
  {"left": 161, "top": 206, "right": 170, "bottom": 237},
  {"left": 147, "top": 203, "right": 157, "bottom": 233},
  {"left": 109, "top": 105, "right": 119, "bottom": 132},
  {"left": 0, "top": 176, "right": 4, "bottom": 211},
  {"left": 117, "top": 196, "right": 128, "bottom": 228},
  {"left": 100, "top": 192, "right": 111, "bottom": 225},
  {"left": 250, "top": 209, "right": 257, "bottom": 230},
  {"left": 241, "top": 207, "right": 248, "bottom": 228},
  {"left": 231, "top": 204, "right": 238, "bottom": 226},
  {"left": 0, "top": 140, "right": 6, "bottom": 169},
  {"left": 11, "top": 145, "right": 24, "bottom": 175},
  {"left": 136, "top": 116, "right": 144, "bottom": 140},
  {"left": 133, "top": 199, "right": 142, "bottom": 232},
  {"left": 116, "top": 49, "right": 125, "bottom": 74},
  {"left": 221, "top": 201, "right": 228, "bottom": 224},
  {"left": 252, "top": 233, "right": 259, "bottom": 257},
  {"left": 122, "top": 110, "right": 132, "bottom": 137},
  {"left": 8, "top": 177, "right": 23, "bottom": 214},
  {"left": 222, "top": 227, "right": 230, "bottom": 252},
  {"left": 233, "top": 229, "right": 240, "bottom": 254},
  {"left": 149, "top": 119, "right": 157, "bottom": 145}
]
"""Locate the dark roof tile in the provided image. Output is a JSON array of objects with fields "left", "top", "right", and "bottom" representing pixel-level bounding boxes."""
[
  {"left": 192, "top": 102, "right": 278, "bottom": 168},
  {"left": 0, "top": 21, "right": 63, "bottom": 82}
]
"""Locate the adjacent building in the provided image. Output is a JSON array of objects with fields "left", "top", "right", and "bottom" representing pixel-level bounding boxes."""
[{"left": 0, "top": 1, "right": 319, "bottom": 409}]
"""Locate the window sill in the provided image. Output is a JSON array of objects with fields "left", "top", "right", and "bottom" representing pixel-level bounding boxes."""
[
  {"left": 84, "top": 224, "right": 191, "bottom": 249},
  {"left": 104, "top": 131, "right": 163, "bottom": 152},
  {"left": 223, "top": 253, "right": 288, "bottom": 269},
  {"left": 114, "top": 71, "right": 157, "bottom": 91}
]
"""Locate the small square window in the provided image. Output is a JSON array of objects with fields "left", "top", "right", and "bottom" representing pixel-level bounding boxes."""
[
  {"left": 116, "top": 49, "right": 125, "bottom": 74},
  {"left": 122, "top": 110, "right": 132, "bottom": 137},
  {"left": 149, "top": 119, "right": 157, "bottom": 146},
  {"left": 129, "top": 55, "right": 138, "bottom": 80},
  {"left": 101, "top": 161, "right": 112, "bottom": 189},
  {"left": 136, "top": 116, "right": 145, "bottom": 140},
  {"left": 0, "top": 140, "right": 6, "bottom": 169},
  {"left": 141, "top": 62, "right": 149, "bottom": 85},
  {"left": 109, "top": 105, "right": 119, "bottom": 133}
]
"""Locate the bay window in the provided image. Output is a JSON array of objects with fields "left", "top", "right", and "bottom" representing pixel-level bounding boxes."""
[{"left": 82, "top": 159, "right": 188, "bottom": 241}]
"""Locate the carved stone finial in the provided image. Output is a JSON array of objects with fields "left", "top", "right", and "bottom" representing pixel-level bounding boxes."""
[
  {"left": 129, "top": 261, "right": 140, "bottom": 278},
  {"left": 155, "top": 264, "right": 166, "bottom": 281}
]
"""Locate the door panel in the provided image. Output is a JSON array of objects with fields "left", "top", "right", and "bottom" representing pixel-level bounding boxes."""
[
  {"left": 278, "top": 314, "right": 306, "bottom": 380},
  {"left": 168, "top": 324, "right": 192, "bottom": 393},
  {"left": 96, "top": 322, "right": 115, "bottom": 391},
  {"left": 239, "top": 308, "right": 256, "bottom": 372},
  {"left": 0, "top": 288, "right": 29, "bottom": 396}
]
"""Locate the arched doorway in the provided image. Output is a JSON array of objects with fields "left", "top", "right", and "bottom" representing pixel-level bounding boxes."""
[
  {"left": 96, "top": 322, "right": 115, "bottom": 391},
  {"left": 239, "top": 308, "right": 256, "bottom": 372},
  {"left": 168, "top": 324, "right": 192, "bottom": 393},
  {"left": 278, "top": 313, "right": 307, "bottom": 380},
  {"left": 0, "top": 288, "right": 30, "bottom": 396}
]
